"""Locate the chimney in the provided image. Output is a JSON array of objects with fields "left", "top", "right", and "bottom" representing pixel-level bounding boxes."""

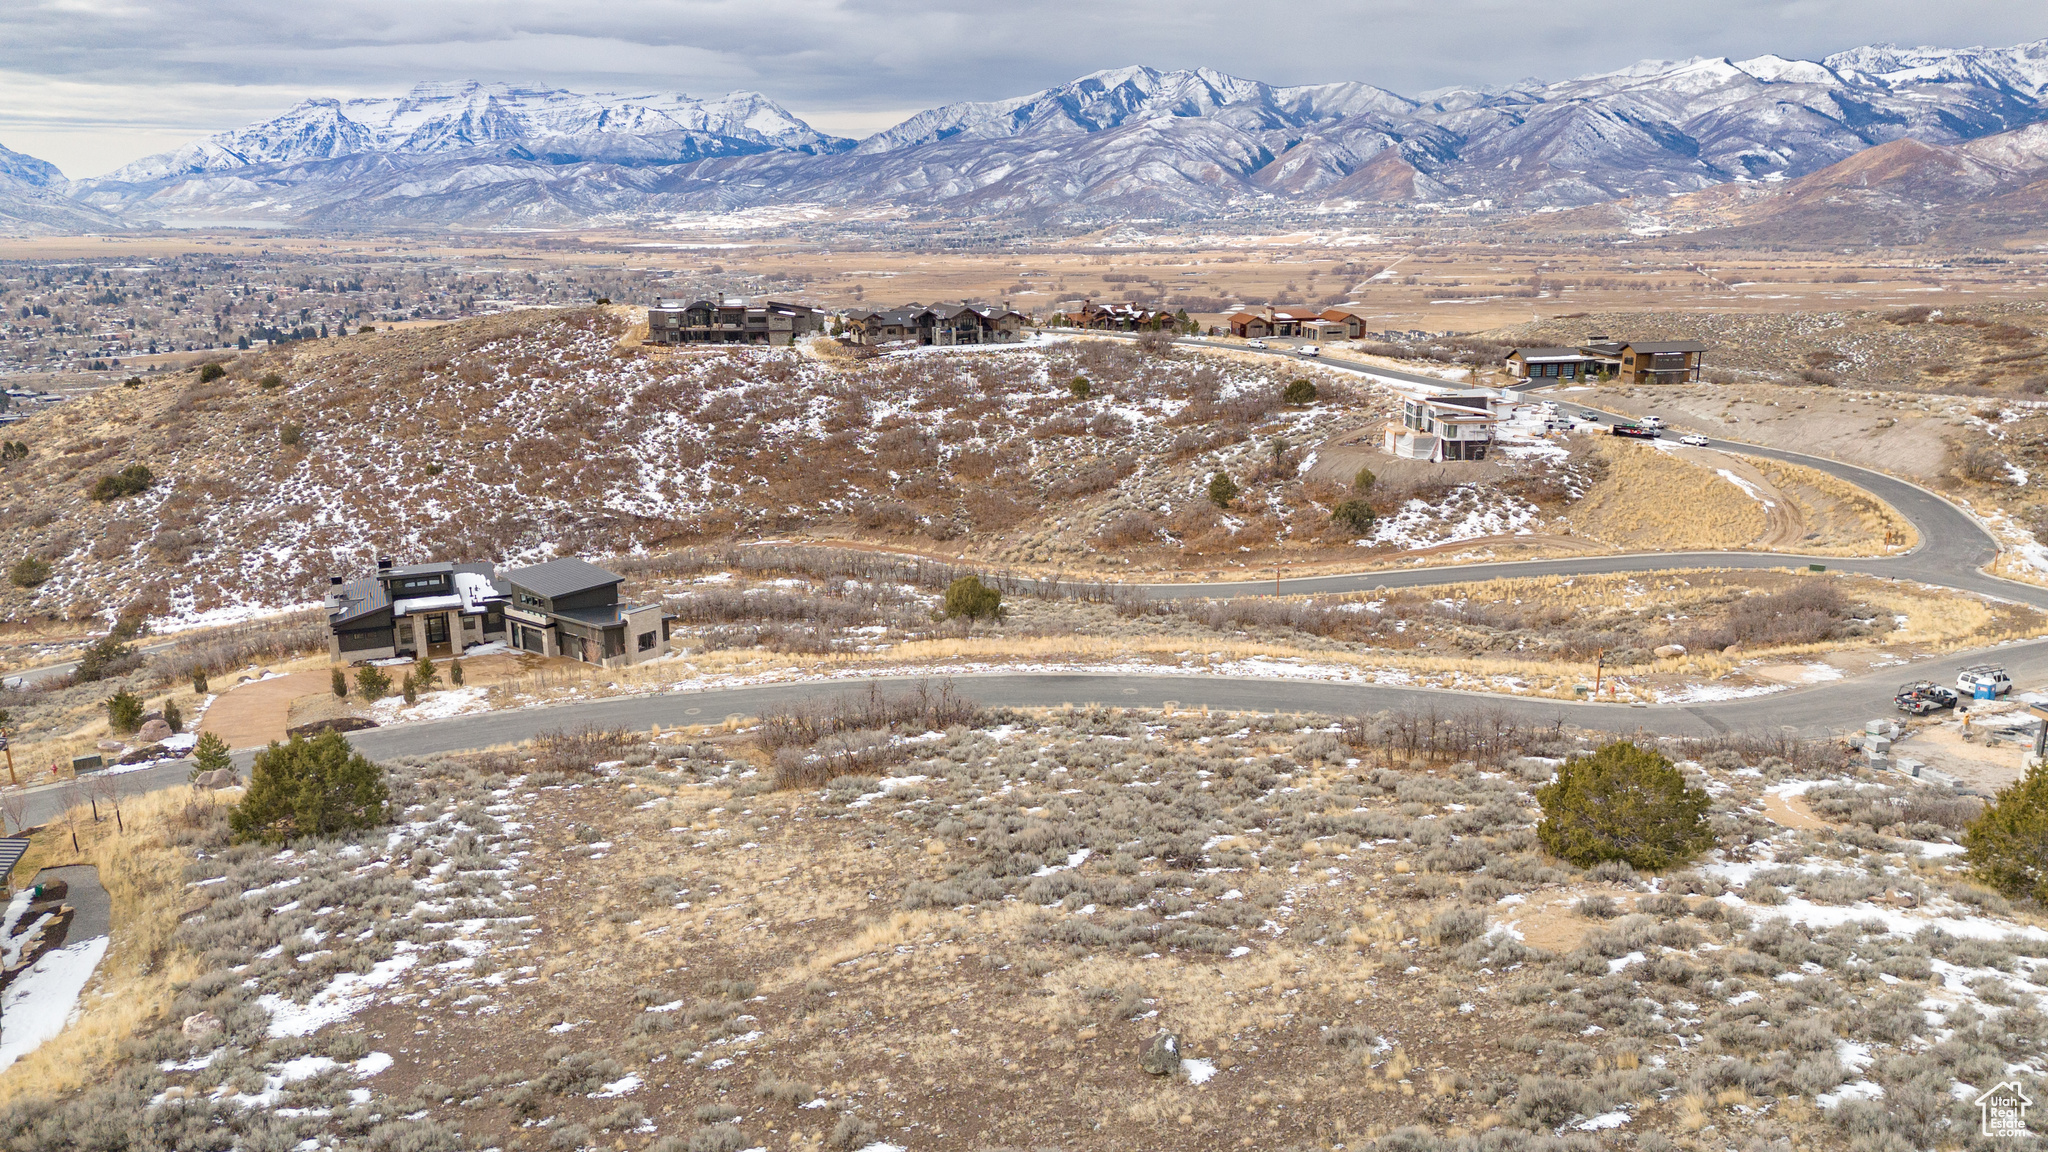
[{"left": 377, "top": 557, "right": 394, "bottom": 571}]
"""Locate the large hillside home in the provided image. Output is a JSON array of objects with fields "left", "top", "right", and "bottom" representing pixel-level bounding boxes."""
[
  {"left": 645, "top": 299, "right": 825, "bottom": 347},
  {"left": 325, "top": 560, "right": 507, "bottom": 662},
  {"left": 1614, "top": 339, "right": 1707, "bottom": 385},
  {"left": 325, "top": 556, "right": 673, "bottom": 668},
  {"left": 844, "top": 303, "right": 1033, "bottom": 345},
  {"left": 1383, "top": 390, "right": 1503, "bottom": 461},
  {"left": 501, "top": 557, "right": 672, "bottom": 668}
]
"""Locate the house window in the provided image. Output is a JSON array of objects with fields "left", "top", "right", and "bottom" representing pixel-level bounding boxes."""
[{"left": 638, "top": 631, "right": 656, "bottom": 652}]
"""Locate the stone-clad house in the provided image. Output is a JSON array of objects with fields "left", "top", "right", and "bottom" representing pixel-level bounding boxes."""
[{"left": 325, "top": 556, "right": 672, "bottom": 668}]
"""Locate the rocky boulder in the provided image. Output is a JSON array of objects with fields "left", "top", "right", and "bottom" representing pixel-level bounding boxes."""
[
  {"left": 138, "top": 717, "right": 173, "bottom": 743},
  {"left": 1140, "top": 1031, "right": 1180, "bottom": 1076}
]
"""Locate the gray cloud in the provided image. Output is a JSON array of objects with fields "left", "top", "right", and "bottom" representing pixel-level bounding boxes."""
[{"left": 4, "top": 0, "right": 2044, "bottom": 177}]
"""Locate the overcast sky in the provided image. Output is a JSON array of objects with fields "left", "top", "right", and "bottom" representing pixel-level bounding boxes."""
[{"left": 3, "top": 0, "right": 2043, "bottom": 178}]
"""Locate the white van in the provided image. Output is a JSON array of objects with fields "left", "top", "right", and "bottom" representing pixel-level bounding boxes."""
[
  {"left": 1957, "top": 664, "right": 2013, "bottom": 697},
  {"left": 1640, "top": 415, "right": 1665, "bottom": 429}
]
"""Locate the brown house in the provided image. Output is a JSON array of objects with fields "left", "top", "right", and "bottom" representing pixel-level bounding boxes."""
[
  {"left": 1615, "top": 340, "right": 1708, "bottom": 384},
  {"left": 1319, "top": 308, "right": 1369, "bottom": 338},
  {"left": 1226, "top": 310, "right": 1271, "bottom": 338}
]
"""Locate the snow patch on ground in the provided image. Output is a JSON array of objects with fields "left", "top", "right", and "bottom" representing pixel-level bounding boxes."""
[{"left": 0, "top": 937, "right": 110, "bottom": 1073}]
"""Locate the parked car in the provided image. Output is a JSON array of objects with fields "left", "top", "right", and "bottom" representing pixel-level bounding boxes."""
[
  {"left": 1679, "top": 434, "right": 1711, "bottom": 447},
  {"left": 1896, "top": 681, "right": 1959, "bottom": 714},
  {"left": 1641, "top": 415, "right": 1665, "bottom": 429},
  {"left": 1611, "top": 423, "right": 1660, "bottom": 439},
  {"left": 1957, "top": 664, "right": 2013, "bottom": 697},
  {"left": 1245, "top": 339, "right": 1267, "bottom": 348},
  {"left": 1297, "top": 345, "right": 1321, "bottom": 356}
]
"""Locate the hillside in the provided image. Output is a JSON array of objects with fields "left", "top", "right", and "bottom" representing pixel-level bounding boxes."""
[
  {"left": 6, "top": 697, "right": 2039, "bottom": 1152},
  {"left": 0, "top": 311, "right": 1473, "bottom": 623}
]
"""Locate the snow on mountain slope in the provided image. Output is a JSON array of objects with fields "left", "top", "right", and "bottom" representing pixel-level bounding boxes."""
[
  {"left": 53, "top": 39, "right": 2048, "bottom": 227},
  {"left": 97, "top": 81, "right": 849, "bottom": 185},
  {"left": 0, "top": 141, "right": 123, "bottom": 234}
]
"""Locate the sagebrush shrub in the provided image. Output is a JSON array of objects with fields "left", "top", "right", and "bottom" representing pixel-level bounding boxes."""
[{"left": 1534, "top": 741, "right": 1714, "bottom": 870}]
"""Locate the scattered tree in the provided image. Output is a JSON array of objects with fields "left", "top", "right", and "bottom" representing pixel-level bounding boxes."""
[
  {"left": 190, "top": 731, "right": 232, "bottom": 782},
  {"left": 0, "top": 441, "right": 26, "bottom": 462},
  {"left": 355, "top": 665, "right": 391, "bottom": 700},
  {"left": 413, "top": 655, "right": 440, "bottom": 692},
  {"left": 1353, "top": 466, "right": 1376, "bottom": 494},
  {"left": 331, "top": 667, "right": 348, "bottom": 699},
  {"left": 1331, "top": 500, "right": 1377, "bottom": 536},
  {"left": 106, "top": 690, "right": 145, "bottom": 734},
  {"left": 1535, "top": 740, "right": 1714, "bottom": 870},
  {"left": 191, "top": 669, "right": 209, "bottom": 695},
  {"left": 1965, "top": 760, "right": 2048, "bottom": 901},
  {"left": 197, "top": 362, "right": 227, "bottom": 383},
  {"left": 1207, "top": 471, "right": 1239, "bottom": 508},
  {"left": 1068, "top": 377, "right": 1091, "bottom": 398},
  {"left": 943, "top": 576, "right": 1003, "bottom": 621},
  {"left": 1283, "top": 379, "right": 1318, "bottom": 405},
  {"left": 162, "top": 698, "right": 184, "bottom": 733},
  {"left": 7, "top": 556, "right": 50, "bottom": 588},
  {"left": 279, "top": 422, "right": 303, "bottom": 447},
  {"left": 449, "top": 658, "right": 464, "bottom": 687},
  {"left": 401, "top": 673, "right": 419, "bottom": 705},
  {"left": 74, "top": 636, "right": 133, "bottom": 683},
  {"left": 228, "top": 731, "right": 389, "bottom": 845},
  {"left": 258, "top": 373, "right": 284, "bottom": 390}
]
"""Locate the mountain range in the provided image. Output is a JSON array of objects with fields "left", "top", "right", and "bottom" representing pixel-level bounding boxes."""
[{"left": 3, "top": 39, "right": 2047, "bottom": 233}]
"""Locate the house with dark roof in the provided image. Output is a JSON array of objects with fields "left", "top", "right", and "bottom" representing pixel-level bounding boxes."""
[
  {"left": 1614, "top": 339, "right": 1708, "bottom": 385},
  {"left": 325, "top": 556, "right": 673, "bottom": 668},
  {"left": 1506, "top": 346, "right": 1608, "bottom": 382},
  {"left": 843, "top": 303, "right": 1033, "bottom": 346},
  {"left": 325, "top": 559, "right": 508, "bottom": 662},
  {"left": 646, "top": 299, "right": 825, "bottom": 347}
]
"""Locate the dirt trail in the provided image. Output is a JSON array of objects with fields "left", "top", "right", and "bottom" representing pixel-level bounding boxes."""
[
  {"left": 1760, "top": 793, "right": 1830, "bottom": 830},
  {"left": 1663, "top": 445, "right": 1808, "bottom": 548},
  {"left": 201, "top": 671, "right": 330, "bottom": 749}
]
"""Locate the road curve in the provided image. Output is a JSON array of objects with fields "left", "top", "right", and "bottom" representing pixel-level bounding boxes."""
[{"left": 9, "top": 333, "right": 2045, "bottom": 816}]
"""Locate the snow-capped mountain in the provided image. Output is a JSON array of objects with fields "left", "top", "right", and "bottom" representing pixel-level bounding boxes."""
[
  {"left": 0, "top": 142, "right": 122, "bottom": 234},
  {"left": 92, "top": 81, "right": 850, "bottom": 186},
  {"left": 59, "top": 41, "right": 2048, "bottom": 228}
]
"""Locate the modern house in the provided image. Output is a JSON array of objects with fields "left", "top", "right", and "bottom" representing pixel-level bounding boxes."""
[
  {"left": 1614, "top": 339, "right": 1708, "bottom": 385},
  {"left": 325, "top": 560, "right": 507, "bottom": 662},
  {"left": 1506, "top": 337, "right": 1707, "bottom": 385},
  {"left": 1505, "top": 346, "right": 1608, "bottom": 382},
  {"left": 646, "top": 299, "right": 826, "bottom": 347},
  {"left": 843, "top": 303, "right": 1033, "bottom": 346},
  {"left": 1383, "top": 390, "right": 1503, "bottom": 461},
  {"left": 325, "top": 556, "right": 673, "bottom": 669}
]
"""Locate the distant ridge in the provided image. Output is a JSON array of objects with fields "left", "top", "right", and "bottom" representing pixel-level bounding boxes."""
[{"left": 31, "top": 39, "right": 2048, "bottom": 229}]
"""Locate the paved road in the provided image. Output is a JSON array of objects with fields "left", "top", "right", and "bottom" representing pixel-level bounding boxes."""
[
  {"left": 31, "top": 865, "right": 108, "bottom": 941},
  {"left": 3, "top": 638, "right": 178, "bottom": 691},
  {"left": 8, "top": 331, "right": 2043, "bottom": 801}
]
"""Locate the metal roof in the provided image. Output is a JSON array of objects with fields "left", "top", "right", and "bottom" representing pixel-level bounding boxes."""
[
  {"left": 1511, "top": 347, "right": 1597, "bottom": 359},
  {"left": 504, "top": 557, "right": 624, "bottom": 600},
  {"left": 0, "top": 837, "right": 28, "bottom": 887},
  {"left": 1623, "top": 340, "right": 1708, "bottom": 353}
]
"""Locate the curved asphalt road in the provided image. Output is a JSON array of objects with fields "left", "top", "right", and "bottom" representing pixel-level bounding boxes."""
[{"left": 9, "top": 332, "right": 2046, "bottom": 820}]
